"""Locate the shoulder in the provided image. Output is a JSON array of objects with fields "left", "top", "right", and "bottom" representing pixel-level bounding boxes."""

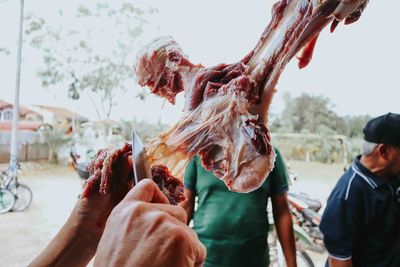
[
  {"left": 187, "top": 155, "right": 201, "bottom": 168},
  {"left": 273, "top": 147, "right": 283, "bottom": 158},
  {"left": 192, "top": 154, "right": 201, "bottom": 163},
  {"left": 330, "top": 168, "right": 369, "bottom": 202},
  {"left": 271, "top": 147, "right": 285, "bottom": 169}
]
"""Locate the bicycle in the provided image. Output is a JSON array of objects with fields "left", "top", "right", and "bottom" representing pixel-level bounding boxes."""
[
  {"left": 0, "top": 168, "right": 33, "bottom": 213},
  {"left": 0, "top": 187, "right": 15, "bottom": 214},
  {"left": 268, "top": 223, "right": 315, "bottom": 267}
]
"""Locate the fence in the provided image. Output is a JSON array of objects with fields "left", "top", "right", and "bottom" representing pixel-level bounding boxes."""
[
  {"left": 0, "top": 131, "right": 43, "bottom": 145},
  {"left": 0, "top": 143, "right": 49, "bottom": 163},
  {"left": 271, "top": 133, "right": 361, "bottom": 164}
]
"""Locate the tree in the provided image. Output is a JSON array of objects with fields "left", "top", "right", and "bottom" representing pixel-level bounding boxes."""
[
  {"left": 343, "top": 115, "right": 372, "bottom": 138},
  {"left": 272, "top": 92, "right": 347, "bottom": 135},
  {"left": 25, "top": 2, "right": 156, "bottom": 120},
  {"left": 118, "top": 119, "right": 169, "bottom": 143},
  {"left": 40, "top": 123, "right": 72, "bottom": 164}
]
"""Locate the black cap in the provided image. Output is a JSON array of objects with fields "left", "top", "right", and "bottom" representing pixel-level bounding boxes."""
[{"left": 363, "top": 113, "right": 400, "bottom": 145}]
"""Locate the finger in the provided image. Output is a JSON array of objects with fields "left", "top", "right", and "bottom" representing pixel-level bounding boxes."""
[
  {"left": 333, "top": 1, "right": 360, "bottom": 21},
  {"left": 125, "top": 179, "right": 170, "bottom": 204},
  {"left": 194, "top": 239, "right": 206, "bottom": 267},
  {"left": 81, "top": 170, "right": 101, "bottom": 198},
  {"left": 181, "top": 227, "right": 206, "bottom": 267},
  {"left": 152, "top": 203, "right": 188, "bottom": 224}
]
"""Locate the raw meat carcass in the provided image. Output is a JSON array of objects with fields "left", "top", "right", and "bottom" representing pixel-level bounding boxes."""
[
  {"left": 82, "top": 143, "right": 186, "bottom": 205},
  {"left": 135, "top": 0, "right": 366, "bottom": 193}
]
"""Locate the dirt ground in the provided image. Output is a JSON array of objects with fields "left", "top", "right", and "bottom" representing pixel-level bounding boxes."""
[
  {"left": 0, "top": 163, "right": 83, "bottom": 267},
  {"left": 0, "top": 160, "right": 343, "bottom": 267}
]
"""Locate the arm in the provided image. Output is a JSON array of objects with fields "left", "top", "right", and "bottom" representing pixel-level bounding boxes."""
[
  {"left": 181, "top": 157, "right": 197, "bottom": 225},
  {"left": 271, "top": 192, "right": 297, "bottom": 267},
  {"left": 29, "top": 199, "right": 101, "bottom": 267},
  {"left": 180, "top": 188, "right": 196, "bottom": 225},
  {"left": 30, "top": 147, "right": 133, "bottom": 267},
  {"left": 320, "top": 187, "right": 362, "bottom": 267},
  {"left": 329, "top": 257, "right": 353, "bottom": 267},
  {"left": 29, "top": 193, "right": 119, "bottom": 267}
]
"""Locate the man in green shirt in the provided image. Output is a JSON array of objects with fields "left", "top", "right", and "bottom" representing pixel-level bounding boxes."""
[{"left": 181, "top": 147, "right": 297, "bottom": 267}]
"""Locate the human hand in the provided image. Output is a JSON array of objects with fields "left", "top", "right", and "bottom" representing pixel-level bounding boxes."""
[
  {"left": 29, "top": 145, "right": 134, "bottom": 267},
  {"left": 94, "top": 179, "right": 206, "bottom": 267},
  {"left": 77, "top": 143, "right": 134, "bottom": 243}
]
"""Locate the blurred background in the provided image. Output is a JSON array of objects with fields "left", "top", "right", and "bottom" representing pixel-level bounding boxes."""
[{"left": 0, "top": 0, "right": 399, "bottom": 266}]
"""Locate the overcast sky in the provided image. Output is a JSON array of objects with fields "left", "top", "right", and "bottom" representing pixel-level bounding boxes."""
[{"left": 0, "top": 0, "right": 399, "bottom": 124}]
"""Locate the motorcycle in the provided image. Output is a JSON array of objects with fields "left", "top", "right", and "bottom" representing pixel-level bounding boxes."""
[
  {"left": 268, "top": 196, "right": 317, "bottom": 267},
  {"left": 68, "top": 151, "right": 90, "bottom": 180},
  {"left": 287, "top": 171, "right": 325, "bottom": 253}
]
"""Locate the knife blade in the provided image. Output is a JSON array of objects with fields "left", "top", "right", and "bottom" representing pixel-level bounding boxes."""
[{"left": 132, "top": 130, "right": 151, "bottom": 185}]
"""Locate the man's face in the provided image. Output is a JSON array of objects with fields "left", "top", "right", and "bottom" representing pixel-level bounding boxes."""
[{"left": 386, "top": 145, "right": 400, "bottom": 177}]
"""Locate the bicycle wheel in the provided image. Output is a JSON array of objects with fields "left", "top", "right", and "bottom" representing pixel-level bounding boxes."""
[
  {"left": 0, "top": 188, "right": 15, "bottom": 214},
  {"left": 296, "top": 249, "right": 315, "bottom": 267},
  {"left": 269, "top": 240, "right": 315, "bottom": 267},
  {"left": 11, "top": 183, "right": 33, "bottom": 212}
]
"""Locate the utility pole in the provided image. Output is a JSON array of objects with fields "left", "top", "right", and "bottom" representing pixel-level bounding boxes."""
[{"left": 9, "top": 0, "right": 25, "bottom": 174}]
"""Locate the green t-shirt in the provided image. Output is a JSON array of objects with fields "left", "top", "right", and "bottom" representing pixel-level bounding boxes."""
[{"left": 184, "top": 148, "right": 289, "bottom": 267}]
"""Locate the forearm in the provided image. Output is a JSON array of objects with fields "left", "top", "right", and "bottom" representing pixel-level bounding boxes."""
[
  {"left": 275, "top": 213, "right": 297, "bottom": 267},
  {"left": 181, "top": 202, "right": 194, "bottom": 224},
  {"left": 181, "top": 189, "right": 195, "bottom": 225},
  {"left": 29, "top": 204, "right": 99, "bottom": 267},
  {"left": 274, "top": 211, "right": 297, "bottom": 267}
]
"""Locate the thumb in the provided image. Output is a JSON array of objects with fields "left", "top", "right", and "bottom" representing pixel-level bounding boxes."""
[{"left": 124, "top": 178, "right": 169, "bottom": 204}]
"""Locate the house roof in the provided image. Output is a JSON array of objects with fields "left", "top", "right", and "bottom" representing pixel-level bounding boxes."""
[
  {"left": 0, "top": 99, "right": 41, "bottom": 116},
  {"left": 35, "top": 105, "right": 88, "bottom": 121},
  {"left": 0, "top": 121, "right": 45, "bottom": 131},
  {"left": 0, "top": 99, "right": 88, "bottom": 121},
  {"left": 0, "top": 99, "right": 12, "bottom": 109}
]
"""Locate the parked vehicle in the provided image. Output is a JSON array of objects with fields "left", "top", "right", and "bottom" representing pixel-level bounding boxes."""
[
  {"left": 68, "top": 151, "right": 90, "bottom": 180},
  {"left": 288, "top": 191, "right": 325, "bottom": 253},
  {"left": 287, "top": 170, "right": 325, "bottom": 253},
  {"left": 268, "top": 207, "right": 315, "bottom": 267},
  {"left": 0, "top": 166, "right": 32, "bottom": 213}
]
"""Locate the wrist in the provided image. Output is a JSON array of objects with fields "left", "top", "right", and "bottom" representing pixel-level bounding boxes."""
[
  {"left": 67, "top": 199, "right": 104, "bottom": 250},
  {"left": 65, "top": 210, "right": 100, "bottom": 254}
]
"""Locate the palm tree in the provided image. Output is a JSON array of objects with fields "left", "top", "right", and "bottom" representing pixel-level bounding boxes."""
[{"left": 40, "top": 123, "right": 72, "bottom": 164}]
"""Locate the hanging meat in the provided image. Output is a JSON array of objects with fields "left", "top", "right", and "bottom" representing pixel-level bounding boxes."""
[{"left": 134, "top": 0, "right": 367, "bottom": 193}]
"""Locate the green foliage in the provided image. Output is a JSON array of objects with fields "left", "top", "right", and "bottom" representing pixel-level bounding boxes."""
[
  {"left": 40, "top": 124, "right": 72, "bottom": 164},
  {"left": 342, "top": 115, "right": 372, "bottom": 138},
  {"left": 272, "top": 93, "right": 347, "bottom": 134},
  {"left": 25, "top": 2, "right": 156, "bottom": 119},
  {"left": 270, "top": 93, "right": 370, "bottom": 163},
  {"left": 118, "top": 119, "right": 169, "bottom": 143},
  {"left": 272, "top": 134, "right": 347, "bottom": 164}
]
